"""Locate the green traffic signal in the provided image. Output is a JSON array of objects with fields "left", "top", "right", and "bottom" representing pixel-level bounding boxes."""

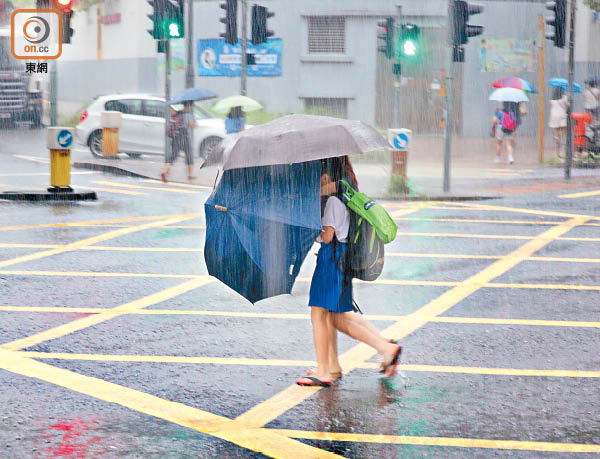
[{"left": 398, "top": 24, "right": 420, "bottom": 58}]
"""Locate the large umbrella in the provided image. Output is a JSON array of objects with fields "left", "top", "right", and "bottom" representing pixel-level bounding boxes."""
[
  {"left": 488, "top": 87, "right": 529, "bottom": 103},
  {"left": 492, "top": 77, "right": 536, "bottom": 93},
  {"left": 212, "top": 95, "right": 263, "bottom": 114},
  {"left": 548, "top": 78, "right": 582, "bottom": 93},
  {"left": 204, "top": 161, "right": 322, "bottom": 303},
  {"left": 203, "top": 114, "right": 391, "bottom": 170},
  {"left": 168, "top": 88, "right": 218, "bottom": 105}
]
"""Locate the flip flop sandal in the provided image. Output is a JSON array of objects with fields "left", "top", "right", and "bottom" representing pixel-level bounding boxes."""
[
  {"left": 379, "top": 339, "right": 399, "bottom": 373},
  {"left": 381, "top": 345, "right": 403, "bottom": 378},
  {"left": 296, "top": 376, "right": 332, "bottom": 387},
  {"left": 307, "top": 368, "right": 342, "bottom": 381}
]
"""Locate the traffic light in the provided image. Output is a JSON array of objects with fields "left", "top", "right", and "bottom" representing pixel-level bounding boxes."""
[
  {"left": 148, "top": 0, "right": 166, "bottom": 39},
  {"left": 398, "top": 24, "right": 420, "bottom": 58},
  {"left": 220, "top": 0, "right": 237, "bottom": 45},
  {"left": 251, "top": 5, "right": 274, "bottom": 45},
  {"left": 377, "top": 17, "right": 394, "bottom": 59},
  {"left": 451, "top": 0, "right": 484, "bottom": 62},
  {"left": 166, "top": 0, "right": 184, "bottom": 39},
  {"left": 53, "top": 0, "right": 74, "bottom": 44},
  {"left": 546, "top": 0, "right": 566, "bottom": 48}
]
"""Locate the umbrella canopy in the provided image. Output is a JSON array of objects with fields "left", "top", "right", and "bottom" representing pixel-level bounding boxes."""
[
  {"left": 168, "top": 88, "right": 218, "bottom": 105},
  {"left": 213, "top": 95, "right": 263, "bottom": 114},
  {"left": 548, "top": 78, "right": 582, "bottom": 93},
  {"left": 204, "top": 161, "right": 322, "bottom": 303},
  {"left": 585, "top": 76, "right": 600, "bottom": 85},
  {"left": 488, "top": 87, "right": 529, "bottom": 103},
  {"left": 492, "top": 77, "right": 536, "bottom": 93},
  {"left": 203, "top": 114, "right": 391, "bottom": 170}
]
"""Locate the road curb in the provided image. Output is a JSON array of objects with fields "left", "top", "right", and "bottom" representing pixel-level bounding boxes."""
[
  {"left": 73, "top": 162, "right": 149, "bottom": 179},
  {"left": 0, "top": 190, "right": 97, "bottom": 202}
]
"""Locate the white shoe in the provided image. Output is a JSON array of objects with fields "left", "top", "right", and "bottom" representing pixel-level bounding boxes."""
[
  {"left": 493, "top": 157, "right": 501, "bottom": 163},
  {"left": 507, "top": 155, "right": 514, "bottom": 164}
]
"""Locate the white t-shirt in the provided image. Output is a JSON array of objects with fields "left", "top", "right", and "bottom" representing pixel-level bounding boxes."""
[{"left": 318, "top": 196, "right": 350, "bottom": 243}]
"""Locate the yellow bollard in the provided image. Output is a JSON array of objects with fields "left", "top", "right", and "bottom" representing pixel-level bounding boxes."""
[
  {"left": 387, "top": 128, "right": 412, "bottom": 195},
  {"left": 47, "top": 127, "right": 75, "bottom": 193},
  {"left": 101, "top": 111, "right": 122, "bottom": 159}
]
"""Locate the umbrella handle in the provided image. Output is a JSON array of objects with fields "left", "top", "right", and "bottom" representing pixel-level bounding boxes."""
[{"left": 215, "top": 205, "right": 228, "bottom": 212}]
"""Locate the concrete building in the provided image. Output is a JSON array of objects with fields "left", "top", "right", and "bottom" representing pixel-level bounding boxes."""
[{"left": 58, "top": 0, "right": 600, "bottom": 138}]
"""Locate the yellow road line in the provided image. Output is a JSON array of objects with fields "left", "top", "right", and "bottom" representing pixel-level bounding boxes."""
[
  {"left": 0, "top": 214, "right": 200, "bottom": 270},
  {"left": 397, "top": 217, "right": 600, "bottom": 227},
  {"left": 386, "top": 252, "right": 500, "bottom": 260},
  {"left": 0, "top": 270, "right": 200, "bottom": 278},
  {"left": 398, "top": 232, "right": 531, "bottom": 240},
  {"left": 0, "top": 277, "right": 213, "bottom": 351},
  {"left": 271, "top": 430, "right": 600, "bottom": 453},
  {"left": 74, "top": 184, "right": 146, "bottom": 196},
  {"left": 0, "top": 349, "right": 339, "bottom": 459},
  {"left": 86, "top": 246, "right": 204, "bottom": 252},
  {"left": 529, "top": 256, "right": 600, "bottom": 263},
  {"left": 486, "top": 282, "right": 600, "bottom": 291},
  {"left": 388, "top": 203, "right": 433, "bottom": 218},
  {"left": 2, "top": 307, "right": 600, "bottom": 328},
  {"left": 93, "top": 180, "right": 201, "bottom": 194},
  {"left": 235, "top": 217, "right": 589, "bottom": 428},
  {"left": 0, "top": 243, "right": 60, "bottom": 249},
  {"left": 557, "top": 189, "right": 600, "bottom": 199},
  {"left": 143, "top": 179, "right": 212, "bottom": 190},
  {"left": 0, "top": 214, "right": 202, "bottom": 231},
  {"left": 19, "top": 353, "right": 600, "bottom": 378}
]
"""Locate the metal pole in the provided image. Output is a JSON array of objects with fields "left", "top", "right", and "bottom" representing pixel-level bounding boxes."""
[
  {"left": 97, "top": 0, "right": 102, "bottom": 60},
  {"left": 185, "top": 0, "right": 194, "bottom": 88},
  {"left": 240, "top": 0, "right": 247, "bottom": 95},
  {"left": 564, "top": 0, "right": 576, "bottom": 180},
  {"left": 50, "top": 60, "right": 57, "bottom": 126},
  {"left": 443, "top": 0, "right": 454, "bottom": 193},
  {"left": 394, "top": 5, "right": 402, "bottom": 127},
  {"left": 164, "top": 39, "right": 171, "bottom": 159},
  {"left": 538, "top": 15, "right": 545, "bottom": 163}
]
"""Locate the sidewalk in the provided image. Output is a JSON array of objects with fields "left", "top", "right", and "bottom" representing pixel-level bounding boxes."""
[{"left": 71, "top": 134, "right": 600, "bottom": 201}]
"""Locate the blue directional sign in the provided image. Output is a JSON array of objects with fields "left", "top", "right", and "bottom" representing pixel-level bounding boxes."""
[
  {"left": 393, "top": 132, "right": 409, "bottom": 150},
  {"left": 197, "top": 38, "right": 282, "bottom": 77},
  {"left": 57, "top": 129, "right": 73, "bottom": 148}
]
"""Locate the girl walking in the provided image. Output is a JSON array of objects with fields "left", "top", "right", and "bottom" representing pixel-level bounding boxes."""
[{"left": 296, "top": 157, "right": 402, "bottom": 387}]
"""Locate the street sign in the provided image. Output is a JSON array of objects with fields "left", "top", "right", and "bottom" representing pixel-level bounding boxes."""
[
  {"left": 57, "top": 129, "right": 73, "bottom": 148},
  {"left": 393, "top": 132, "right": 409, "bottom": 150},
  {"left": 197, "top": 38, "right": 282, "bottom": 76}
]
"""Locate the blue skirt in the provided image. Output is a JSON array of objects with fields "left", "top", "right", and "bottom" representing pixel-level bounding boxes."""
[{"left": 309, "top": 242, "right": 353, "bottom": 313}]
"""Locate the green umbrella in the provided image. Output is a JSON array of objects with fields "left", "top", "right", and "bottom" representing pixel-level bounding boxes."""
[{"left": 212, "top": 95, "right": 263, "bottom": 114}]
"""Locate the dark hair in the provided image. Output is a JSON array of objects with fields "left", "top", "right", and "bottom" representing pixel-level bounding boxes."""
[
  {"left": 553, "top": 87, "right": 564, "bottom": 100},
  {"left": 228, "top": 106, "right": 243, "bottom": 119},
  {"left": 589, "top": 81, "right": 597, "bottom": 89},
  {"left": 321, "top": 155, "right": 358, "bottom": 189}
]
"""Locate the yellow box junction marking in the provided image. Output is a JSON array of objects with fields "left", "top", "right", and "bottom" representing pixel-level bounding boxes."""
[
  {"left": 0, "top": 214, "right": 201, "bottom": 270},
  {"left": 270, "top": 430, "right": 600, "bottom": 454},
  {"left": 0, "top": 277, "right": 213, "bottom": 351},
  {"left": 93, "top": 180, "right": 202, "bottom": 194},
  {"left": 143, "top": 179, "right": 212, "bottom": 190},
  {"left": 0, "top": 349, "right": 340, "bottom": 459},
  {"left": 557, "top": 189, "right": 600, "bottom": 199},
  {"left": 234, "top": 217, "right": 589, "bottom": 429},
  {"left": 74, "top": 184, "right": 147, "bottom": 196},
  {"left": 17, "top": 352, "right": 600, "bottom": 378}
]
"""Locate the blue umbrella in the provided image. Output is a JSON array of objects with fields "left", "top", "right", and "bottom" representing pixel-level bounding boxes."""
[
  {"left": 549, "top": 78, "right": 582, "bottom": 93},
  {"left": 204, "top": 161, "right": 321, "bottom": 303},
  {"left": 168, "top": 88, "right": 218, "bottom": 105}
]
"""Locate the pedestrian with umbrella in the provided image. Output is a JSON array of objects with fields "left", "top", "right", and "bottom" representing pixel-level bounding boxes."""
[
  {"left": 203, "top": 114, "right": 402, "bottom": 387},
  {"left": 160, "top": 88, "right": 218, "bottom": 183},
  {"left": 212, "top": 95, "right": 263, "bottom": 134},
  {"left": 489, "top": 88, "right": 528, "bottom": 164}
]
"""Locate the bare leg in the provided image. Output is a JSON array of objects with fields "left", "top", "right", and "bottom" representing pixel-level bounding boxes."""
[
  {"left": 331, "top": 312, "right": 398, "bottom": 364},
  {"left": 187, "top": 164, "right": 196, "bottom": 180},
  {"left": 297, "top": 307, "right": 332, "bottom": 384},
  {"left": 495, "top": 139, "right": 502, "bottom": 160},
  {"left": 506, "top": 138, "right": 514, "bottom": 163},
  {"left": 161, "top": 163, "right": 172, "bottom": 182}
]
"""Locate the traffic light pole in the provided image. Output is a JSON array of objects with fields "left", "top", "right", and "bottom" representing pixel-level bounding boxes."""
[
  {"left": 443, "top": 0, "right": 454, "bottom": 193},
  {"left": 186, "top": 0, "right": 194, "bottom": 88},
  {"left": 394, "top": 5, "right": 402, "bottom": 127},
  {"left": 240, "top": 0, "right": 248, "bottom": 96},
  {"left": 564, "top": 0, "right": 576, "bottom": 180},
  {"left": 164, "top": 38, "right": 171, "bottom": 160},
  {"left": 50, "top": 60, "right": 57, "bottom": 126}
]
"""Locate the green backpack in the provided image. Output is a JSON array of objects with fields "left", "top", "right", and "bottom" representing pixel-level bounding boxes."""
[{"left": 339, "top": 180, "right": 398, "bottom": 281}]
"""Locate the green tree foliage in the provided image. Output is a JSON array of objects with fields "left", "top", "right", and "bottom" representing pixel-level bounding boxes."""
[{"left": 584, "top": 0, "right": 600, "bottom": 12}]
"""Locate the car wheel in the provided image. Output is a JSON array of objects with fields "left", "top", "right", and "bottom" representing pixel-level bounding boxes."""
[
  {"left": 126, "top": 153, "right": 142, "bottom": 159},
  {"left": 88, "top": 130, "right": 104, "bottom": 158},
  {"left": 199, "top": 136, "right": 222, "bottom": 160}
]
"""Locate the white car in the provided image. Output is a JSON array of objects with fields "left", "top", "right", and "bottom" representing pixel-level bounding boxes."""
[{"left": 75, "top": 93, "right": 225, "bottom": 159}]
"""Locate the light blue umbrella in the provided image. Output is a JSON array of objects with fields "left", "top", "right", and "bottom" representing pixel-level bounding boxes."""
[
  {"left": 488, "top": 87, "right": 529, "bottom": 103},
  {"left": 549, "top": 78, "right": 582, "bottom": 93},
  {"left": 168, "top": 88, "right": 218, "bottom": 105}
]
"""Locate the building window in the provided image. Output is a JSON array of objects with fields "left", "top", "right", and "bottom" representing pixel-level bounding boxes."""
[
  {"left": 307, "top": 16, "right": 345, "bottom": 54},
  {"left": 304, "top": 98, "right": 348, "bottom": 118}
]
